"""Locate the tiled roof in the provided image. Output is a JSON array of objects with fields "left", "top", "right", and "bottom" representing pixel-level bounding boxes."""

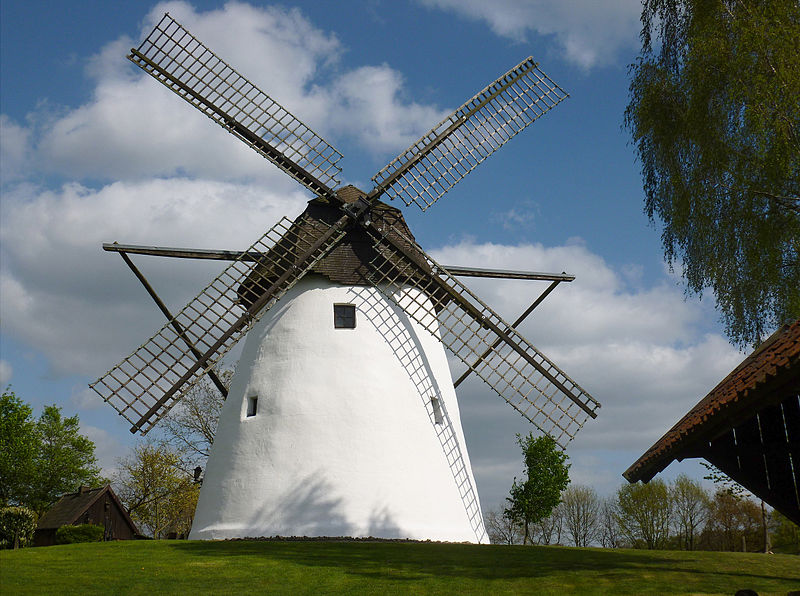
[{"left": 624, "top": 319, "right": 800, "bottom": 482}]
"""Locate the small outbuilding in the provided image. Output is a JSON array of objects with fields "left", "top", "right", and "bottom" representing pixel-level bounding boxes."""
[
  {"left": 34, "top": 485, "right": 139, "bottom": 546},
  {"left": 624, "top": 320, "right": 800, "bottom": 525}
]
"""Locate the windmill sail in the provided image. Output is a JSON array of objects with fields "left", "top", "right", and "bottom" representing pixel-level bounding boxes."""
[
  {"left": 98, "top": 13, "right": 597, "bottom": 446},
  {"left": 364, "top": 222, "right": 599, "bottom": 448},
  {"left": 91, "top": 213, "right": 349, "bottom": 434},
  {"left": 370, "top": 57, "right": 568, "bottom": 211},
  {"left": 129, "top": 13, "right": 342, "bottom": 198}
]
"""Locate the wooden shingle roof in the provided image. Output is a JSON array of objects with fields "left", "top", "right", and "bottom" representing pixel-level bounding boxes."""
[
  {"left": 307, "top": 185, "right": 417, "bottom": 286},
  {"left": 624, "top": 319, "right": 800, "bottom": 484},
  {"left": 238, "top": 185, "right": 435, "bottom": 308},
  {"left": 37, "top": 485, "right": 138, "bottom": 533}
]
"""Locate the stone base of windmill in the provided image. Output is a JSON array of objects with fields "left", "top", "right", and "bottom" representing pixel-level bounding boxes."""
[{"left": 189, "top": 276, "right": 488, "bottom": 544}]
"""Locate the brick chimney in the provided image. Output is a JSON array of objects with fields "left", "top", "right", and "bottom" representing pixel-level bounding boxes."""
[{"left": 78, "top": 486, "right": 90, "bottom": 494}]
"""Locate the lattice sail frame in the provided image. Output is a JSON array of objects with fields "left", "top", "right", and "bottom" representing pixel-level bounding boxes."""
[
  {"left": 371, "top": 57, "right": 568, "bottom": 211},
  {"left": 91, "top": 214, "right": 348, "bottom": 434},
  {"left": 96, "top": 13, "right": 600, "bottom": 442},
  {"left": 364, "top": 223, "right": 599, "bottom": 448},
  {"left": 129, "top": 13, "right": 342, "bottom": 196}
]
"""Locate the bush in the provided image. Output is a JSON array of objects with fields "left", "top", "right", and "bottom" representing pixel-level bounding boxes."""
[
  {"left": 55, "top": 523, "right": 104, "bottom": 544},
  {"left": 0, "top": 506, "right": 37, "bottom": 549}
]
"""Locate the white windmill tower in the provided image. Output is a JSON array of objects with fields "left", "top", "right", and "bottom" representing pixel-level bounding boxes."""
[{"left": 92, "top": 14, "right": 601, "bottom": 543}]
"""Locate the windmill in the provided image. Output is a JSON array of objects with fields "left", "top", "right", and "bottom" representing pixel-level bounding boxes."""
[{"left": 92, "top": 13, "right": 601, "bottom": 543}]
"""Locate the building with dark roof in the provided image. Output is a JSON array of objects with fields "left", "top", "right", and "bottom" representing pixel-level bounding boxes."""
[
  {"left": 624, "top": 320, "right": 800, "bottom": 525},
  {"left": 34, "top": 485, "right": 139, "bottom": 546}
]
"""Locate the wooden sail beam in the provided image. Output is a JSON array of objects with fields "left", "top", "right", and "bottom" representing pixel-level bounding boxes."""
[{"left": 102, "top": 242, "right": 575, "bottom": 282}]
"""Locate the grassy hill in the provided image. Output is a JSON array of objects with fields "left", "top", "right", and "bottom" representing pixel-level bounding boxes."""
[{"left": 1, "top": 539, "right": 798, "bottom": 595}]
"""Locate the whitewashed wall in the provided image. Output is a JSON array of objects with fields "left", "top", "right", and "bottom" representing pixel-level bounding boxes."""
[{"left": 190, "top": 275, "right": 487, "bottom": 542}]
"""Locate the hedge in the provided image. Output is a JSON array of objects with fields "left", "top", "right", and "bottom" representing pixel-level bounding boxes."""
[{"left": 55, "top": 523, "right": 104, "bottom": 544}]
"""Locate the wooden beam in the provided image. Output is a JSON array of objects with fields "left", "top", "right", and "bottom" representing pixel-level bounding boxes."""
[
  {"left": 118, "top": 252, "right": 229, "bottom": 400},
  {"left": 102, "top": 242, "right": 576, "bottom": 282}
]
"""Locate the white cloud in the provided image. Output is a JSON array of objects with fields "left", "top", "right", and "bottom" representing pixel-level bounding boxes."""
[
  {"left": 429, "top": 239, "right": 742, "bottom": 504},
  {"left": 419, "top": 0, "right": 641, "bottom": 69},
  {"left": 81, "top": 423, "right": 127, "bottom": 476},
  {"left": 71, "top": 386, "right": 106, "bottom": 411},
  {"left": 7, "top": 1, "right": 451, "bottom": 187},
  {"left": 0, "top": 360, "right": 12, "bottom": 386},
  {"left": 0, "top": 178, "right": 308, "bottom": 376},
  {"left": 0, "top": 115, "right": 32, "bottom": 184},
  {"left": 329, "top": 66, "right": 449, "bottom": 153},
  {"left": 491, "top": 202, "right": 539, "bottom": 231}
]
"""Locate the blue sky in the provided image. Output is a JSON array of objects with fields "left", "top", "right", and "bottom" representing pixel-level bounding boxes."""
[{"left": 1, "top": 1, "right": 746, "bottom": 511}]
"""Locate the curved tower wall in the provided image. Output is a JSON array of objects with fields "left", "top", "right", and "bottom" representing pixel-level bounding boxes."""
[{"left": 190, "top": 275, "right": 487, "bottom": 542}]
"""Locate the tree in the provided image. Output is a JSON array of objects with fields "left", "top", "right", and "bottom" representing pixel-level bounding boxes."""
[
  {"left": 671, "top": 474, "right": 710, "bottom": 550},
  {"left": 0, "top": 506, "right": 37, "bottom": 549},
  {"left": 1, "top": 394, "right": 102, "bottom": 514},
  {"left": 700, "top": 462, "right": 747, "bottom": 497},
  {"left": 504, "top": 433, "right": 570, "bottom": 545},
  {"left": 625, "top": 0, "right": 800, "bottom": 346},
  {"left": 769, "top": 509, "right": 800, "bottom": 554},
  {"left": 532, "top": 502, "right": 565, "bottom": 545},
  {"left": 161, "top": 370, "right": 229, "bottom": 469},
  {"left": 0, "top": 390, "right": 37, "bottom": 506},
  {"left": 484, "top": 507, "right": 523, "bottom": 545},
  {"left": 616, "top": 480, "right": 672, "bottom": 549},
  {"left": 28, "top": 405, "right": 102, "bottom": 514},
  {"left": 115, "top": 441, "right": 199, "bottom": 539},
  {"left": 701, "top": 489, "right": 763, "bottom": 551},
  {"left": 700, "top": 462, "right": 771, "bottom": 551},
  {"left": 562, "top": 485, "right": 601, "bottom": 547},
  {"left": 599, "top": 497, "right": 623, "bottom": 548}
]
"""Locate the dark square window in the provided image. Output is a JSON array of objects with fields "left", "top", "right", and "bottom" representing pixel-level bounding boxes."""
[{"left": 334, "top": 304, "right": 356, "bottom": 329}]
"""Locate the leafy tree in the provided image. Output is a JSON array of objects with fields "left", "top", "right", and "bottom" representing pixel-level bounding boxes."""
[
  {"left": 28, "top": 405, "right": 102, "bottom": 514},
  {"left": 562, "top": 485, "right": 601, "bottom": 547},
  {"left": 671, "top": 474, "right": 710, "bottom": 550},
  {"left": 769, "top": 509, "right": 800, "bottom": 554},
  {"left": 699, "top": 461, "right": 750, "bottom": 499},
  {"left": 115, "top": 441, "right": 199, "bottom": 539},
  {"left": 616, "top": 480, "right": 672, "bottom": 549},
  {"left": 701, "top": 489, "right": 762, "bottom": 551},
  {"left": 0, "top": 506, "right": 37, "bottom": 549},
  {"left": 0, "top": 390, "right": 37, "bottom": 506},
  {"left": 504, "top": 433, "right": 570, "bottom": 545},
  {"left": 1, "top": 394, "right": 101, "bottom": 514},
  {"left": 699, "top": 461, "right": 772, "bottom": 551},
  {"left": 625, "top": 0, "right": 800, "bottom": 346}
]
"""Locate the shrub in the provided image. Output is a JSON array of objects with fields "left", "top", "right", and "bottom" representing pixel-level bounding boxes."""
[
  {"left": 0, "top": 506, "right": 37, "bottom": 549},
  {"left": 55, "top": 523, "right": 104, "bottom": 544}
]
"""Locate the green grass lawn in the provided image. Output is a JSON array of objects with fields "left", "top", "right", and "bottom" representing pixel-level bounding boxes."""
[{"left": 1, "top": 540, "right": 798, "bottom": 595}]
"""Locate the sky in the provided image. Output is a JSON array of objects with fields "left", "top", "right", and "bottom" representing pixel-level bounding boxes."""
[{"left": 0, "top": 0, "right": 748, "bottom": 512}]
